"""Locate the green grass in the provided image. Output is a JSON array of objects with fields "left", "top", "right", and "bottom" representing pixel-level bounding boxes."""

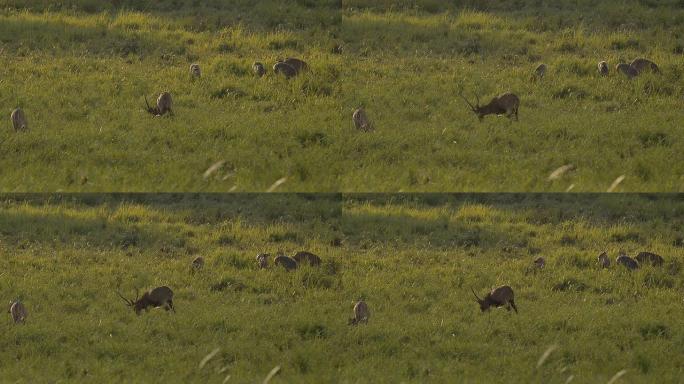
[
  {"left": 1, "top": 194, "right": 683, "bottom": 382},
  {"left": 0, "top": 1, "right": 683, "bottom": 191}
]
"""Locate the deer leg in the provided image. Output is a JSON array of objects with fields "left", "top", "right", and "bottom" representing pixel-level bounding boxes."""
[
  {"left": 510, "top": 299, "right": 518, "bottom": 313},
  {"left": 168, "top": 300, "right": 176, "bottom": 313}
]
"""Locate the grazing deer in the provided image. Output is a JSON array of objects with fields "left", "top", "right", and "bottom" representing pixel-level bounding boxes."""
[
  {"left": 635, "top": 251, "right": 664, "bottom": 267},
  {"left": 191, "top": 256, "right": 204, "bottom": 271},
  {"left": 145, "top": 92, "right": 173, "bottom": 116},
  {"left": 471, "top": 286, "right": 518, "bottom": 313},
  {"left": 460, "top": 93, "right": 520, "bottom": 122},
  {"left": 616, "top": 253, "right": 639, "bottom": 270},
  {"left": 256, "top": 253, "right": 269, "bottom": 269},
  {"left": 117, "top": 286, "right": 175, "bottom": 315},
  {"left": 348, "top": 300, "right": 370, "bottom": 325},
  {"left": 352, "top": 108, "right": 372, "bottom": 131},
  {"left": 598, "top": 252, "right": 610, "bottom": 268},
  {"left": 11, "top": 108, "right": 27, "bottom": 130},
  {"left": 532, "top": 63, "right": 547, "bottom": 81},
  {"left": 292, "top": 251, "right": 321, "bottom": 266},
  {"left": 190, "top": 63, "right": 201, "bottom": 78},
  {"left": 8, "top": 301, "right": 27, "bottom": 324},
  {"left": 253, "top": 62, "right": 266, "bottom": 77},
  {"left": 630, "top": 58, "right": 659, "bottom": 74},
  {"left": 274, "top": 254, "right": 298, "bottom": 271},
  {"left": 273, "top": 62, "right": 297, "bottom": 79},
  {"left": 282, "top": 57, "right": 308, "bottom": 74},
  {"left": 616, "top": 63, "right": 638, "bottom": 79},
  {"left": 598, "top": 61, "right": 609, "bottom": 76},
  {"left": 534, "top": 257, "right": 545, "bottom": 269}
]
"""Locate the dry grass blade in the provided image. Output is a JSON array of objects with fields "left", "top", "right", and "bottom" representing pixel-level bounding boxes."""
[
  {"left": 203, "top": 161, "right": 226, "bottom": 180},
  {"left": 222, "top": 374, "right": 231, "bottom": 383},
  {"left": 199, "top": 348, "right": 220, "bottom": 369},
  {"left": 607, "top": 175, "right": 625, "bottom": 192},
  {"left": 536, "top": 344, "right": 558, "bottom": 368},
  {"left": 548, "top": 164, "right": 575, "bottom": 181},
  {"left": 266, "top": 177, "right": 287, "bottom": 192},
  {"left": 606, "top": 369, "right": 627, "bottom": 384},
  {"left": 565, "top": 184, "right": 575, "bottom": 192},
  {"left": 565, "top": 375, "right": 574, "bottom": 383},
  {"left": 262, "top": 365, "right": 281, "bottom": 384}
]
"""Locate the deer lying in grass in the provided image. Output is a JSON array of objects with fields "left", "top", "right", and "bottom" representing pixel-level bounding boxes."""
[
  {"left": 256, "top": 253, "right": 269, "bottom": 269},
  {"left": 293, "top": 251, "right": 321, "bottom": 266},
  {"left": 273, "top": 62, "right": 297, "bottom": 79},
  {"left": 348, "top": 300, "right": 370, "bottom": 325},
  {"left": 630, "top": 58, "right": 660, "bottom": 74},
  {"left": 598, "top": 61, "right": 609, "bottom": 76},
  {"left": 598, "top": 252, "right": 611, "bottom": 268},
  {"left": 8, "top": 301, "right": 27, "bottom": 324},
  {"left": 117, "top": 286, "right": 175, "bottom": 315},
  {"left": 11, "top": 108, "right": 27, "bottom": 130},
  {"left": 274, "top": 254, "right": 298, "bottom": 271},
  {"left": 472, "top": 286, "right": 518, "bottom": 313},
  {"left": 190, "top": 63, "right": 201, "bottom": 78},
  {"left": 352, "top": 108, "right": 373, "bottom": 131},
  {"left": 460, "top": 93, "right": 520, "bottom": 122},
  {"left": 253, "top": 62, "right": 266, "bottom": 77},
  {"left": 616, "top": 253, "right": 639, "bottom": 270},
  {"left": 635, "top": 251, "right": 664, "bottom": 267},
  {"left": 145, "top": 92, "right": 174, "bottom": 116}
]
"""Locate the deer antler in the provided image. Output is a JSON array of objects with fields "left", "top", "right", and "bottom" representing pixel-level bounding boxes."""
[
  {"left": 116, "top": 291, "right": 132, "bottom": 306},
  {"left": 459, "top": 94, "right": 476, "bottom": 112},
  {"left": 470, "top": 287, "right": 482, "bottom": 301},
  {"left": 474, "top": 94, "right": 480, "bottom": 107}
]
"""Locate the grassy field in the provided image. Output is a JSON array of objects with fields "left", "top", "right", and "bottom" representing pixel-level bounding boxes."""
[
  {"left": 1, "top": 194, "right": 683, "bottom": 382},
  {"left": 0, "top": 1, "right": 683, "bottom": 191}
]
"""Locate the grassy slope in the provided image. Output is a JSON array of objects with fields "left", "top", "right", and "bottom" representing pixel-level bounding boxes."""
[
  {"left": 1, "top": 194, "right": 683, "bottom": 382},
  {"left": 0, "top": 1, "right": 682, "bottom": 191}
]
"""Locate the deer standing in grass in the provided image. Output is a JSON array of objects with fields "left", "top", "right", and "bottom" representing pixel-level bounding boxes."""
[
  {"left": 11, "top": 108, "right": 27, "bottom": 130},
  {"left": 598, "top": 252, "right": 611, "bottom": 268},
  {"left": 190, "top": 63, "right": 201, "bottom": 78},
  {"left": 472, "top": 286, "right": 518, "bottom": 313},
  {"left": 598, "top": 61, "right": 609, "bottom": 76},
  {"left": 145, "top": 92, "right": 173, "bottom": 116},
  {"left": 8, "top": 301, "right": 27, "bottom": 324},
  {"left": 117, "top": 286, "right": 175, "bottom": 315},
  {"left": 635, "top": 251, "right": 664, "bottom": 267},
  {"left": 460, "top": 93, "right": 520, "bottom": 121},
  {"left": 349, "top": 300, "right": 370, "bottom": 325}
]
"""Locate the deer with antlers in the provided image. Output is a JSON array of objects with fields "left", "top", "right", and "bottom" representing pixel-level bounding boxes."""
[
  {"left": 117, "top": 286, "right": 175, "bottom": 315},
  {"left": 460, "top": 93, "right": 520, "bottom": 122},
  {"left": 145, "top": 92, "right": 173, "bottom": 116},
  {"left": 471, "top": 286, "right": 518, "bottom": 313}
]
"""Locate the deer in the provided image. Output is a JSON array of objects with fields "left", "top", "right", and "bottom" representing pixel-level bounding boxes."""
[
  {"left": 292, "top": 251, "right": 321, "bottom": 267},
  {"left": 348, "top": 300, "right": 370, "bottom": 325},
  {"left": 460, "top": 93, "right": 520, "bottom": 122},
  {"left": 191, "top": 256, "right": 204, "bottom": 271},
  {"left": 8, "top": 301, "right": 27, "bottom": 324},
  {"left": 11, "top": 108, "right": 27, "bottom": 130},
  {"left": 635, "top": 251, "right": 664, "bottom": 267},
  {"left": 189, "top": 63, "right": 201, "bottom": 78},
  {"left": 352, "top": 108, "right": 372, "bottom": 131},
  {"left": 274, "top": 253, "right": 298, "bottom": 271},
  {"left": 630, "top": 58, "right": 660, "bottom": 74},
  {"left": 616, "top": 253, "right": 639, "bottom": 270},
  {"left": 598, "top": 61, "right": 609, "bottom": 76},
  {"left": 273, "top": 62, "right": 298, "bottom": 79},
  {"left": 471, "top": 286, "right": 518, "bottom": 313},
  {"left": 145, "top": 92, "right": 173, "bottom": 116},
  {"left": 598, "top": 252, "right": 611, "bottom": 268},
  {"left": 253, "top": 62, "right": 266, "bottom": 77},
  {"left": 256, "top": 253, "right": 269, "bottom": 269},
  {"left": 282, "top": 57, "right": 308, "bottom": 74},
  {"left": 616, "top": 63, "right": 638, "bottom": 79},
  {"left": 534, "top": 257, "right": 545, "bottom": 269},
  {"left": 532, "top": 63, "right": 547, "bottom": 81},
  {"left": 116, "top": 286, "right": 175, "bottom": 315}
]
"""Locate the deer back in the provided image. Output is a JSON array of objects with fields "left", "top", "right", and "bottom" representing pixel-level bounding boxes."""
[
  {"left": 635, "top": 252, "right": 663, "bottom": 266},
  {"left": 273, "top": 62, "right": 297, "bottom": 78},
  {"left": 488, "top": 285, "right": 514, "bottom": 305},
  {"left": 274, "top": 255, "right": 298, "bottom": 271},
  {"left": 283, "top": 57, "right": 308, "bottom": 73},
  {"left": 293, "top": 251, "right": 321, "bottom": 266},
  {"left": 616, "top": 255, "right": 639, "bottom": 270},
  {"left": 147, "top": 286, "right": 174, "bottom": 306}
]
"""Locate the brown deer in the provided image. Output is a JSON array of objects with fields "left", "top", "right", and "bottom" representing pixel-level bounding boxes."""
[
  {"left": 273, "top": 62, "right": 297, "bottom": 79},
  {"left": 616, "top": 63, "right": 638, "bottom": 79},
  {"left": 471, "top": 286, "right": 518, "bottom": 313},
  {"left": 635, "top": 251, "right": 664, "bottom": 267},
  {"left": 460, "top": 93, "right": 520, "bottom": 121},
  {"left": 11, "top": 108, "right": 27, "bottom": 130},
  {"left": 348, "top": 300, "right": 370, "bottom": 325},
  {"left": 282, "top": 57, "right": 308, "bottom": 74},
  {"left": 117, "top": 286, "right": 175, "bottom": 315},
  {"left": 534, "top": 257, "right": 545, "bottom": 269},
  {"left": 274, "top": 254, "right": 298, "bottom": 271},
  {"left": 189, "top": 63, "right": 201, "bottom": 78},
  {"left": 598, "top": 252, "right": 611, "bottom": 268},
  {"left": 616, "top": 253, "right": 639, "bottom": 270},
  {"left": 352, "top": 108, "right": 372, "bottom": 131},
  {"left": 256, "top": 253, "right": 269, "bottom": 269},
  {"left": 191, "top": 256, "right": 204, "bottom": 271},
  {"left": 145, "top": 92, "right": 173, "bottom": 116},
  {"left": 292, "top": 251, "right": 321, "bottom": 267},
  {"left": 8, "top": 301, "right": 27, "bottom": 324},
  {"left": 598, "top": 61, "right": 609, "bottom": 76},
  {"left": 630, "top": 58, "right": 660, "bottom": 74},
  {"left": 532, "top": 63, "right": 547, "bottom": 81},
  {"left": 253, "top": 62, "right": 266, "bottom": 77}
]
